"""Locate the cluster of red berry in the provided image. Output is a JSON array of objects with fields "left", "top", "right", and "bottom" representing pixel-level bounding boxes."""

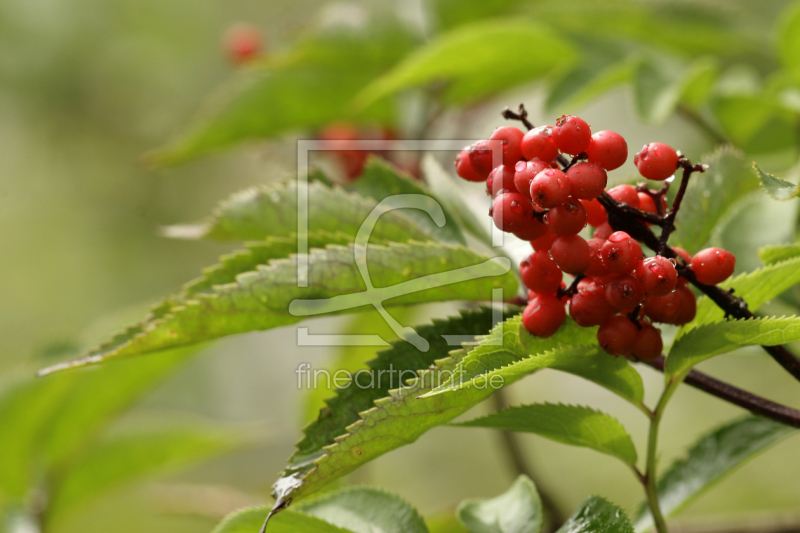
[{"left": 455, "top": 115, "right": 736, "bottom": 361}]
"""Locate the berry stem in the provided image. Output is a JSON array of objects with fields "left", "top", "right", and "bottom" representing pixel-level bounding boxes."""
[
  {"left": 644, "top": 356, "right": 800, "bottom": 429},
  {"left": 597, "top": 190, "right": 800, "bottom": 383},
  {"left": 644, "top": 383, "right": 674, "bottom": 533},
  {"left": 501, "top": 104, "right": 534, "bottom": 131},
  {"left": 657, "top": 159, "right": 705, "bottom": 255},
  {"left": 561, "top": 152, "right": 588, "bottom": 172},
  {"left": 557, "top": 274, "right": 585, "bottom": 299}
]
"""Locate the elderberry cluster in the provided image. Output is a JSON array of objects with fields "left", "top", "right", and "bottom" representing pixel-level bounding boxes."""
[{"left": 455, "top": 114, "right": 737, "bottom": 362}]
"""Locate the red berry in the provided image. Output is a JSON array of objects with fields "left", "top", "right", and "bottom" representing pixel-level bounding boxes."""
[
  {"left": 531, "top": 231, "right": 558, "bottom": 252},
  {"left": 520, "top": 251, "right": 563, "bottom": 295},
  {"left": 570, "top": 281, "right": 617, "bottom": 327},
  {"left": 607, "top": 185, "right": 640, "bottom": 209},
  {"left": 565, "top": 162, "right": 607, "bottom": 199},
  {"left": 585, "top": 130, "right": 627, "bottom": 171},
  {"left": 492, "top": 192, "right": 533, "bottom": 233},
  {"left": 553, "top": 115, "right": 592, "bottom": 155},
  {"left": 643, "top": 289, "right": 682, "bottom": 324},
  {"left": 522, "top": 294, "right": 566, "bottom": 338},
  {"left": 690, "top": 247, "right": 736, "bottom": 285},
  {"left": 637, "top": 192, "right": 668, "bottom": 216},
  {"left": 673, "top": 285, "right": 697, "bottom": 325},
  {"left": 455, "top": 148, "right": 485, "bottom": 182},
  {"left": 547, "top": 198, "right": 587, "bottom": 236},
  {"left": 486, "top": 165, "right": 517, "bottom": 197},
  {"left": 635, "top": 143, "right": 679, "bottom": 181},
  {"left": 513, "top": 160, "right": 550, "bottom": 199},
  {"left": 635, "top": 256, "right": 678, "bottom": 297},
  {"left": 469, "top": 140, "right": 500, "bottom": 179},
  {"left": 585, "top": 238, "right": 611, "bottom": 277},
  {"left": 630, "top": 322, "right": 663, "bottom": 361},
  {"left": 593, "top": 222, "right": 613, "bottom": 240},
  {"left": 512, "top": 217, "right": 548, "bottom": 241},
  {"left": 605, "top": 274, "right": 645, "bottom": 310},
  {"left": 551, "top": 235, "right": 591, "bottom": 275},
  {"left": 597, "top": 316, "right": 638, "bottom": 356},
  {"left": 601, "top": 231, "right": 643, "bottom": 274},
  {"left": 490, "top": 126, "right": 525, "bottom": 167},
  {"left": 521, "top": 126, "right": 559, "bottom": 162},
  {"left": 672, "top": 246, "right": 692, "bottom": 265},
  {"left": 225, "top": 24, "right": 262, "bottom": 64},
  {"left": 530, "top": 169, "right": 571, "bottom": 208},
  {"left": 581, "top": 198, "right": 607, "bottom": 227}
]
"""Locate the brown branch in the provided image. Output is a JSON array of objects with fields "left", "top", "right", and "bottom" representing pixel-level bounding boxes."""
[{"left": 501, "top": 104, "right": 534, "bottom": 131}]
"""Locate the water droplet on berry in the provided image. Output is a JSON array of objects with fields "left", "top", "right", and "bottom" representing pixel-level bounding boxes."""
[
  {"left": 510, "top": 201, "right": 524, "bottom": 214},
  {"left": 515, "top": 161, "right": 527, "bottom": 172}
]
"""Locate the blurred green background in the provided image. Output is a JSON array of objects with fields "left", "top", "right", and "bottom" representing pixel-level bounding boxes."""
[{"left": 2, "top": 0, "right": 800, "bottom": 532}]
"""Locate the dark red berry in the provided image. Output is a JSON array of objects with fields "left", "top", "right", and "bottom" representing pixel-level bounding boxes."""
[
  {"left": 513, "top": 159, "right": 550, "bottom": 199},
  {"left": 547, "top": 198, "right": 587, "bottom": 236},
  {"left": 521, "top": 126, "right": 559, "bottom": 162},
  {"left": 690, "top": 247, "right": 736, "bottom": 285},
  {"left": 672, "top": 247, "right": 692, "bottom": 265},
  {"left": 634, "top": 143, "right": 679, "bottom": 181},
  {"left": 672, "top": 285, "right": 697, "bottom": 325},
  {"left": 593, "top": 222, "right": 613, "bottom": 240},
  {"left": 597, "top": 315, "right": 638, "bottom": 356},
  {"left": 643, "top": 290, "right": 681, "bottom": 324},
  {"left": 581, "top": 198, "right": 607, "bottom": 227},
  {"left": 553, "top": 115, "right": 592, "bottom": 155},
  {"left": 455, "top": 148, "right": 485, "bottom": 182},
  {"left": 531, "top": 231, "right": 558, "bottom": 252},
  {"left": 469, "top": 140, "right": 499, "bottom": 178},
  {"left": 226, "top": 24, "right": 262, "bottom": 64},
  {"left": 512, "top": 218, "right": 548, "bottom": 241},
  {"left": 520, "top": 251, "right": 563, "bottom": 295},
  {"left": 530, "top": 169, "right": 571, "bottom": 208},
  {"left": 486, "top": 165, "right": 517, "bottom": 197},
  {"left": 585, "top": 238, "right": 611, "bottom": 277},
  {"left": 565, "top": 162, "right": 607, "bottom": 199},
  {"left": 490, "top": 126, "right": 525, "bottom": 166},
  {"left": 605, "top": 274, "right": 645, "bottom": 311},
  {"left": 607, "top": 184, "right": 640, "bottom": 209},
  {"left": 522, "top": 294, "right": 566, "bottom": 338},
  {"left": 601, "top": 231, "right": 643, "bottom": 274},
  {"left": 551, "top": 235, "right": 591, "bottom": 275},
  {"left": 492, "top": 192, "right": 533, "bottom": 233},
  {"left": 570, "top": 281, "right": 617, "bottom": 327},
  {"left": 630, "top": 322, "right": 663, "bottom": 361},
  {"left": 585, "top": 130, "right": 627, "bottom": 171},
  {"left": 635, "top": 256, "right": 678, "bottom": 297}
]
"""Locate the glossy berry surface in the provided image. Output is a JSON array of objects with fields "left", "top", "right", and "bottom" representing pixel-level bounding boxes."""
[
  {"left": 691, "top": 247, "right": 736, "bottom": 285},
  {"left": 630, "top": 322, "right": 663, "bottom": 361},
  {"left": 585, "top": 237, "right": 611, "bottom": 277},
  {"left": 635, "top": 256, "right": 678, "bottom": 296},
  {"left": 553, "top": 115, "right": 591, "bottom": 155},
  {"left": 486, "top": 165, "right": 517, "bottom": 197},
  {"left": 565, "top": 162, "right": 607, "bottom": 199},
  {"left": 605, "top": 274, "right": 645, "bottom": 310},
  {"left": 547, "top": 198, "right": 587, "bottom": 236},
  {"left": 551, "top": 235, "right": 591, "bottom": 275},
  {"left": 514, "top": 160, "right": 550, "bottom": 199},
  {"left": 585, "top": 130, "right": 627, "bottom": 171},
  {"left": 455, "top": 148, "right": 485, "bottom": 182},
  {"left": 581, "top": 198, "right": 607, "bottom": 227},
  {"left": 512, "top": 218, "right": 548, "bottom": 241},
  {"left": 570, "top": 282, "right": 617, "bottom": 327},
  {"left": 490, "top": 126, "right": 525, "bottom": 166},
  {"left": 469, "top": 140, "right": 498, "bottom": 179},
  {"left": 530, "top": 231, "right": 557, "bottom": 252},
  {"left": 520, "top": 251, "right": 563, "bottom": 295},
  {"left": 602, "top": 231, "right": 643, "bottom": 274},
  {"left": 523, "top": 295, "right": 566, "bottom": 338},
  {"left": 491, "top": 192, "right": 533, "bottom": 233},
  {"left": 607, "top": 184, "right": 640, "bottom": 208},
  {"left": 530, "top": 169, "right": 571, "bottom": 208},
  {"left": 597, "top": 316, "right": 638, "bottom": 356},
  {"left": 635, "top": 142, "right": 679, "bottom": 181},
  {"left": 521, "top": 126, "right": 559, "bottom": 162}
]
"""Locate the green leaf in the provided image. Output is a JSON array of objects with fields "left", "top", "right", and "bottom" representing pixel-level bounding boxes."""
[
  {"left": 632, "top": 56, "right": 684, "bottom": 125},
  {"left": 667, "top": 317, "right": 800, "bottom": 377},
  {"left": 146, "top": 25, "right": 418, "bottom": 166},
  {"left": 429, "top": 0, "right": 528, "bottom": 32},
  {"left": 679, "top": 57, "right": 721, "bottom": 110},
  {"left": 777, "top": 1, "right": 800, "bottom": 69},
  {"left": 758, "top": 243, "right": 800, "bottom": 265},
  {"left": 348, "top": 157, "right": 466, "bottom": 244},
  {"left": 671, "top": 147, "right": 759, "bottom": 252},
  {"left": 457, "top": 403, "right": 638, "bottom": 466},
  {"left": 556, "top": 496, "right": 633, "bottom": 533},
  {"left": 299, "top": 487, "right": 429, "bottom": 533},
  {"left": 40, "top": 243, "right": 517, "bottom": 374},
  {"left": 546, "top": 55, "right": 635, "bottom": 113},
  {"left": 426, "top": 316, "right": 644, "bottom": 408},
  {"left": 683, "top": 257, "right": 800, "bottom": 329},
  {"left": 711, "top": 95, "right": 797, "bottom": 151},
  {"left": 161, "top": 180, "right": 434, "bottom": 244},
  {"left": 457, "top": 475, "right": 542, "bottom": 533},
  {"left": 279, "top": 308, "right": 513, "bottom": 504},
  {"left": 211, "top": 506, "right": 353, "bottom": 533},
  {"left": 633, "top": 416, "right": 798, "bottom": 533},
  {"left": 45, "top": 428, "right": 234, "bottom": 528},
  {"left": 355, "top": 20, "right": 578, "bottom": 107},
  {"left": 753, "top": 163, "right": 800, "bottom": 200}
]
